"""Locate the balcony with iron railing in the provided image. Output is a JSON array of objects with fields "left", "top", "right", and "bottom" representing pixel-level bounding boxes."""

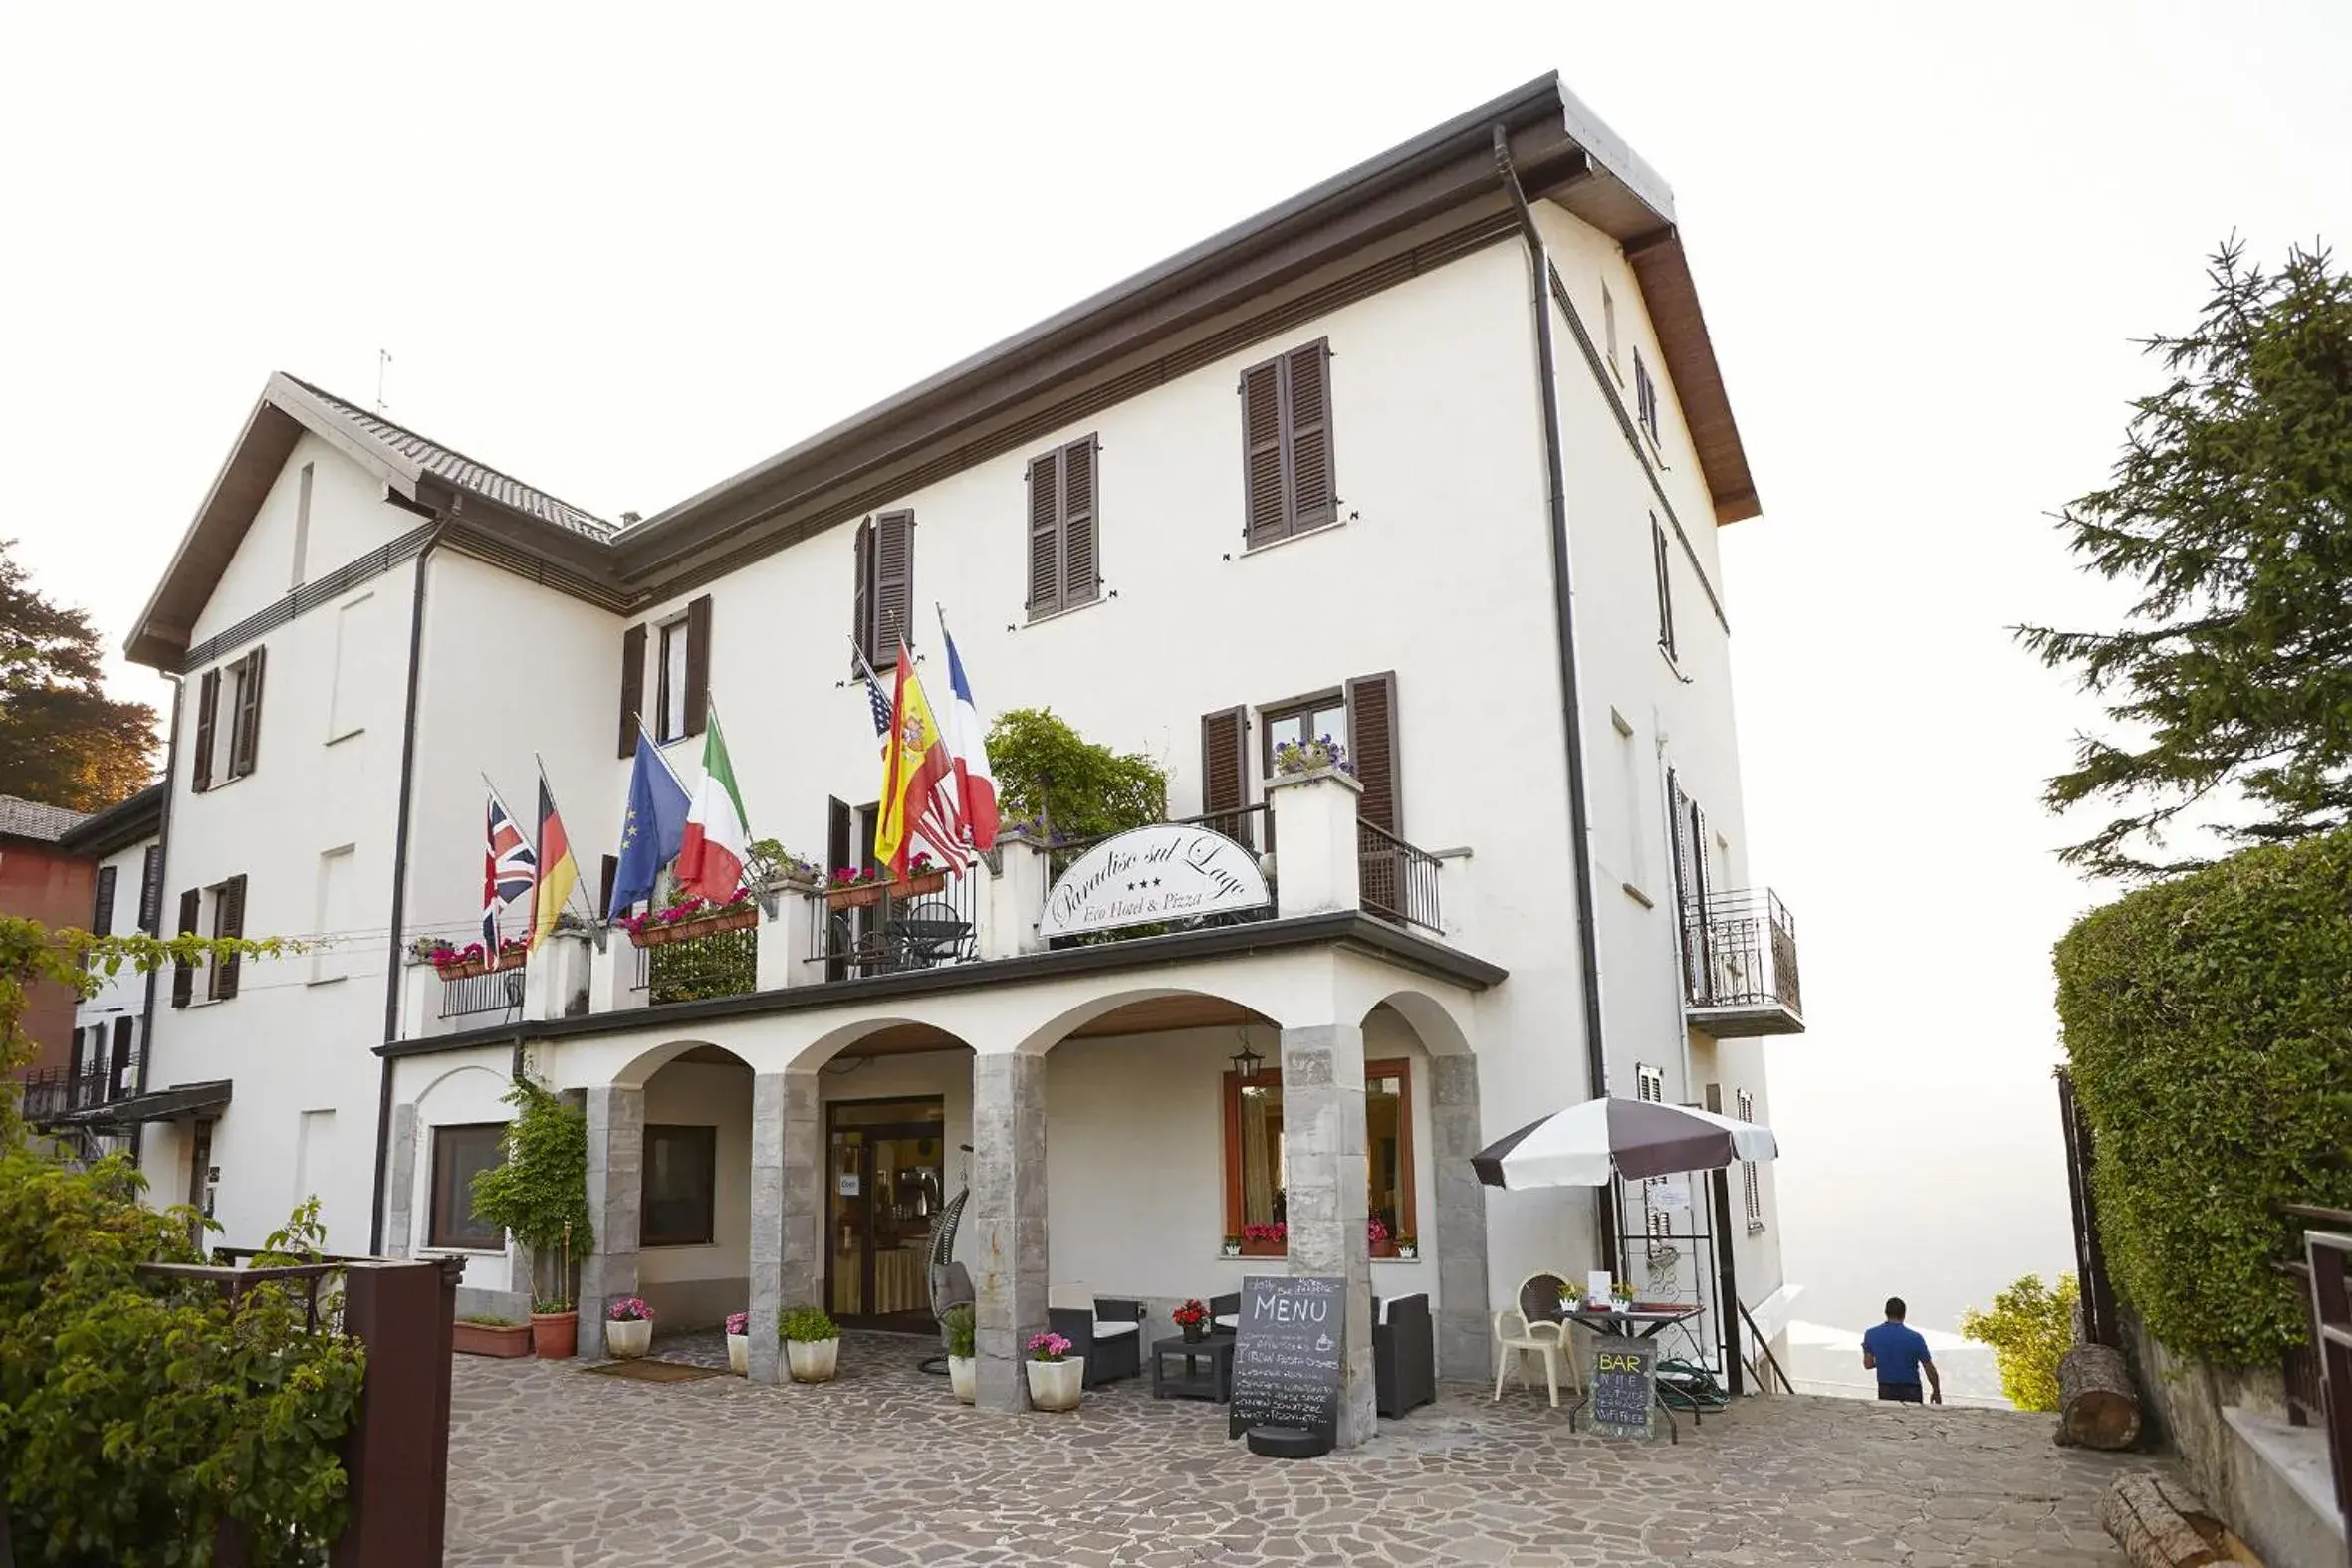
[
  {"left": 1681, "top": 889, "right": 1804, "bottom": 1036},
  {"left": 20, "top": 1048, "right": 142, "bottom": 1126},
  {"left": 396, "top": 764, "right": 1472, "bottom": 1038}
]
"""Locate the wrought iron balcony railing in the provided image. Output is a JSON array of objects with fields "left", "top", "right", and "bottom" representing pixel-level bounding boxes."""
[
  {"left": 438, "top": 966, "right": 525, "bottom": 1021},
  {"left": 1681, "top": 888, "right": 1804, "bottom": 1035},
  {"left": 636, "top": 924, "right": 761, "bottom": 1005},
  {"left": 805, "top": 869, "right": 978, "bottom": 981},
  {"left": 1358, "top": 819, "right": 1442, "bottom": 935}
]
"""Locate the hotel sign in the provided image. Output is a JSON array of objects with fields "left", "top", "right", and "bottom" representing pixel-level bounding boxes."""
[{"left": 1039, "top": 824, "right": 1271, "bottom": 939}]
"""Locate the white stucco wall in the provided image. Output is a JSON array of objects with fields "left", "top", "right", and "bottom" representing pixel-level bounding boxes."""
[
  {"left": 637, "top": 1060, "right": 753, "bottom": 1291},
  {"left": 400, "top": 1051, "right": 518, "bottom": 1296},
  {"left": 74, "top": 834, "right": 158, "bottom": 1078},
  {"left": 188, "top": 431, "right": 413, "bottom": 645}
]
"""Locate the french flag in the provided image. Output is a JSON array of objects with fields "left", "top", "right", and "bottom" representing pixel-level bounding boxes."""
[{"left": 938, "top": 617, "right": 999, "bottom": 852}]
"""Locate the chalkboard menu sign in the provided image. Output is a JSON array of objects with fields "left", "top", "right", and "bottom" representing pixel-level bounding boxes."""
[
  {"left": 1227, "top": 1275, "right": 1345, "bottom": 1443},
  {"left": 1586, "top": 1338, "right": 1658, "bottom": 1440}
]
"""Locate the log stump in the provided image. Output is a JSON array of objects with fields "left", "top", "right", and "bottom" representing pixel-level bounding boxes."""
[
  {"left": 2096, "top": 1473, "right": 2261, "bottom": 1567},
  {"left": 2059, "top": 1343, "right": 2142, "bottom": 1450}
]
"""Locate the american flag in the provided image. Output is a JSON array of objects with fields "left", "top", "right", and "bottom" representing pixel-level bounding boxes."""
[
  {"left": 483, "top": 785, "right": 538, "bottom": 948},
  {"left": 857, "top": 648, "right": 969, "bottom": 871}
]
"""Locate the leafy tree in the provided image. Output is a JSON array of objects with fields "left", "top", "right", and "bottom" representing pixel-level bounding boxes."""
[
  {"left": 1960, "top": 1272, "right": 2079, "bottom": 1412},
  {"left": 468, "top": 1076, "right": 591, "bottom": 1310},
  {"left": 985, "top": 707, "right": 1168, "bottom": 843},
  {"left": 2018, "top": 239, "right": 2352, "bottom": 876},
  {"left": 0, "top": 540, "right": 158, "bottom": 812}
]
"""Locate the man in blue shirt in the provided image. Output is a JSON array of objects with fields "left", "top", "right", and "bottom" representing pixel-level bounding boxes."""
[{"left": 1861, "top": 1297, "right": 1942, "bottom": 1404}]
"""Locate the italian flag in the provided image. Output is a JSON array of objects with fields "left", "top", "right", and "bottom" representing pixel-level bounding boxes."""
[{"left": 677, "top": 709, "right": 752, "bottom": 902}]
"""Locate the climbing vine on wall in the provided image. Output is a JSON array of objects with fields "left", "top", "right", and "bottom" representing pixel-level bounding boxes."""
[{"left": 2053, "top": 829, "right": 2352, "bottom": 1367}]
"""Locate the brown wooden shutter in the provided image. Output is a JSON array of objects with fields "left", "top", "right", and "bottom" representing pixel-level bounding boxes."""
[
  {"left": 1026, "top": 450, "right": 1060, "bottom": 614},
  {"left": 1345, "top": 671, "right": 1400, "bottom": 835},
  {"left": 1200, "top": 707, "right": 1251, "bottom": 848},
  {"left": 597, "top": 854, "right": 618, "bottom": 920},
  {"left": 683, "top": 594, "right": 714, "bottom": 738},
  {"left": 874, "top": 511, "right": 913, "bottom": 658},
  {"left": 851, "top": 519, "right": 874, "bottom": 666},
  {"left": 1063, "top": 437, "right": 1098, "bottom": 609},
  {"left": 171, "top": 888, "right": 199, "bottom": 1008},
  {"left": 192, "top": 668, "right": 220, "bottom": 790},
  {"left": 212, "top": 874, "right": 246, "bottom": 1000},
  {"left": 1241, "top": 359, "right": 1287, "bottom": 546},
  {"left": 138, "top": 845, "right": 163, "bottom": 933},
  {"left": 617, "top": 623, "right": 646, "bottom": 757},
  {"left": 1286, "top": 341, "right": 1335, "bottom": 530},
  {"left": 229, "top": 648, "right": 265, "bottom": 779},
  {"left": 91, "top": 865, "right": 117, "bottom": 939}
]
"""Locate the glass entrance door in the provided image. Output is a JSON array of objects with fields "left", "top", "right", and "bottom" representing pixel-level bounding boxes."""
[{"left": 824, "top": 1097, "right": 947, "bottom": 1325}]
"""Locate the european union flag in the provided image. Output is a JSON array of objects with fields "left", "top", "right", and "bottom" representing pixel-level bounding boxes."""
[{"left": 608, "top": 733, "right": 691, "bottom": 918}]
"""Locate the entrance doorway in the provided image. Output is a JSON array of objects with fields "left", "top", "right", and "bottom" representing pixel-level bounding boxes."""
[{"left": 824, "top": 1097, "right": 947, "bottom": 1329}]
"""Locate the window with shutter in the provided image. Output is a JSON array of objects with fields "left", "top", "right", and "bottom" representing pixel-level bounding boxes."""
[
  {"left": 598, "top": 855, "right": 618, "bottom": 921},
  {"left": 1651, "top": 517, "right": 1677, "bottom": 661},
  {"left": 1200, "top": 708, "right": 1252, "bottom": 848},
  {"left": 1634, "top": 349, "right": 1661, "bottom": 448},
  {"left": 1238, "top": 339, "right": 1338, "bottom": 548},
  {"left": 617, "top": 623, "right": 647, "bottom": 758},
  {"left": 171, "top": 889, "right": 199, "bottom": 1008},
  {"left": 654, "top": 614, "right": 690, "bottom": 743},
  {"left": 227, "top": 648, "right": 265, "bottom": 780},
  {"left": 1343, "top": 672, "right": 1401, "bottom": 835},
  {"left": 850, "top": 521, "right": 873, "bottom": 671},
  {"left": 851, "top": 513, "right": 917, "bottom": 666},
  {"left": 192, "top": 668, "right": 220, "bottom": 790},
  {"left": 138, "top": 845, "right": 164, "bottom": 933},
  {"left": 1026, "top": 449, "right": 1061, "bottom": 613},
  {"left": 209, "top": 874, "right": 246, "bottom": 1002},
  {"left": 1025, "top": 436, "right": 1101, "bottom": 620},
  {"left": 91, "top": 865, "right": 117, "bottom": 940},
  {"left": 683, "top": 594, "right": 713, "bottom": 737},
  {"left": 1736, "top": 1088, "right": 1763, "bottom": 1230}
]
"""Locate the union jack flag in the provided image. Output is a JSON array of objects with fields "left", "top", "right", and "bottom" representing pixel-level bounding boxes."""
[{"left": 483, "top": 785, "right": 538, "bottom": 948}]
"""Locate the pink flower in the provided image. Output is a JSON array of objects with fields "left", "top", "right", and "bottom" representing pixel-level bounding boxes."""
[
  {"left": 725, "top": 1311, "right": 749, "bottom": 1336},
  {"left": 606, "top": 1296, "right": 654, "bottom": 1322},
  {"left": 1026, "top": 1330, "right": 1073, "bottom": 1362}
]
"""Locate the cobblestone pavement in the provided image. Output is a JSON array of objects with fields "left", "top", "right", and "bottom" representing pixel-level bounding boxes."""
[{"left": 447, "top": 1331, "right": 2157, "bottom": 1567}]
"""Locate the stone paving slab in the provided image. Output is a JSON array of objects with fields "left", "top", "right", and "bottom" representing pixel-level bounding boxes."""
[{"left": 446, "top": 1331, "right": 2160, "bottom": 1566}]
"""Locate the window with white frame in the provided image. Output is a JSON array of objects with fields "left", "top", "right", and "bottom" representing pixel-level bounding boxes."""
[
  {"left": 655, "top": 613, "right": 693, "bottom": 743},
  {"left": 1634, "top": 1062, "right": 1673, "bottom": 1259}
]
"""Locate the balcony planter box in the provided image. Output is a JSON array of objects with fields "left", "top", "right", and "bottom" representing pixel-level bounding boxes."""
[
  {"left": 628, "top": 905, "right": 758, "bottom": 949},
  {"left": 434, "top": 949, "right": 527, "bottom": 981},
  {"left": 824, "top": 871, "right": 945, "bottom": 911},
  {"left": 452, "top": 1318, "right": 532, "bottom": 1357}
]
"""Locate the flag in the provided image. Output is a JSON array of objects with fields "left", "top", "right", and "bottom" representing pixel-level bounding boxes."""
[
  {"left": 608, "top": 732, "right": 691, "bottom": 918},
  {"left": 857, "top": 646, "right": 967, "bottom": 869},
  {"left": 676, "top": 706, "right": 753, "bottom": 902},
  {"left": 529, "top": 768, "right": 582, "bottom": 950},
  {"left": 937, "top": 615, "right": 999, "bottom": 852},
  {"left": 873, "top": 646, "right": 964, "bottom": 876},
  {"left": 483, "top": 784, "right": 537, "bottom": 949}
]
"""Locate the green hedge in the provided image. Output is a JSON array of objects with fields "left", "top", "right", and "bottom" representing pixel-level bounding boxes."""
[{"left": 2054, "top": 829, "right": 2352, "bottom": 1367}]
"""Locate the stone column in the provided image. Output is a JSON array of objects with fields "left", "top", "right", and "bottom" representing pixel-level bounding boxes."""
[
  {"left": 970, "top": 1052, "right": 1048, "bottom": 1412},
  {"left": 381, "top": 1103, "right": 418, "bottom": 1256},
  {"left": 1428, "top": 1054, "right": 1494, "bottom": 1383},
  {"left": 747, "top": 1070, "right": 823, "bottom": 1383},
  {"left": 577, "top": 1084, "right": 643, "bottom": 1360},
  {"left": 1280, "top": 1023, "right": 1375, "bottom": 1446}
]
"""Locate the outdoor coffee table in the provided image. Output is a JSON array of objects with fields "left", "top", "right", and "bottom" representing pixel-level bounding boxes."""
[
  {"left": 1563, "top": 1304, "right": 1706, "bottom": 1441},
  {"left": 1149, "top": 1334, "right": 1234, "bottom": 1402}
]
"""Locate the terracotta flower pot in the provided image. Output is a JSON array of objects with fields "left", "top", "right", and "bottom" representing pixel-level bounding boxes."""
[
  {"left": 825, "top": 882, "right": 885, "bottom": 911},
  {"left": 786, "top": 1336, "right": 839, "bottom": 1382},
  {"left": 605, "top": 1318, "right": 652, "bottom": 1358},
  {"left": 627, "top": 905, "right": 758, "bottom": 949},
  {"left": 1026, "top": 1356, "right": 1083, "bottom": 1412},
  {"left": 451, "top": 1319, "right": 532, "bottom": 1357},
  {"left": 529, "top": 1310, "right": 578, "bottom": 1359},
  {"left": 948, "top": 1354, "right": 977, "bottom": 1404},
  {"left": 727, "top": 1333, "right": 749, "bottom": 1375}
]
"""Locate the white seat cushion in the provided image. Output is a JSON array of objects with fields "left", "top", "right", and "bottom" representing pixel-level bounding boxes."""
[
  {"left": 1092, "top": 1319, "right": 1139, "bottom": 1339},
  {"left": 1213, "top": 1313, "right": 1239, "bottom": 1330}
]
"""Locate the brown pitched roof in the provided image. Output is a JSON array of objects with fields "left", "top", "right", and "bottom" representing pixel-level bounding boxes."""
[{"left": 0, "top": 794, "right": 91, "bottom": 843}]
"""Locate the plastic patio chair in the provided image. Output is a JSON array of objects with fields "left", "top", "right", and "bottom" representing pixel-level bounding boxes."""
[{"left": 1493, "top": 1271, "right": 1582, "bottom": 1407}]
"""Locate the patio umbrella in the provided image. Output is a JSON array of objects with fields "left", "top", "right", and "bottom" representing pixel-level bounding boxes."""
[{"left": 1470, "top": 1096, "right": 1776, "bottom": 1190}]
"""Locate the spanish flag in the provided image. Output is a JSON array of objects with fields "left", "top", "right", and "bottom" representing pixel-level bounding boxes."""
[
  {"left": 873, "top": 645, "right": 960, "bottom": 876},
  {"left": 530, "top": 766, "right": 583, "bottom": 949}
]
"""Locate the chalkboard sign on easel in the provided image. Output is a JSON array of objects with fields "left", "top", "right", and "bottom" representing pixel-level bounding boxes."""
[
  {"left": 1585, "top": 1338, "right": 1658, "bottom": 1440},
  {"left": 1227, "top": 1275, "right": 1345, "bottom": 1446}
]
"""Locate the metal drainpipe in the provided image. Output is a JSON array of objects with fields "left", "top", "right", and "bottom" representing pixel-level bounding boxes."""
[
  {"left": 1493, "top": 126, "right": 1618, "bottom": 1278},
  {"left": 368, "top": 534, "right": 439, "bottom": 1255},
  {"left": 127, "top": 678, "right": 185, "bottom": 1169}
]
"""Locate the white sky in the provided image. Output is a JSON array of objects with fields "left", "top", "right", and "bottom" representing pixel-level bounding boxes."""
[{"left": 6, "top": 1, "right": 2346, "bottom": 1332}]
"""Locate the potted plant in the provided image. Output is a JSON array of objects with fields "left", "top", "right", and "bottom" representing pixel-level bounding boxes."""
[
  {"left": 1221, "top": 1235, "right": 1243, "bottom": 1259},
  {"left": 1611, "top": 1280, "right": 1637, "bottom": 1313},
  {"left": 943, "top": 1303, "right": 977, "bottom": 1404},
  {"left": 605, "top": 1296, "right": 654, "bottom": 1358},
  {"left": 422, "top": 936, "right": 529, "bottom": 980},
  {"left": 823, "top": 852, "right": 944, "bottom": 911},
  {"left": 451, "top": 1314, "right": 532, "bottom": 1357},
  {"left": 748, "top": 840, "right": 823, "bottom": 892},
  {"left": 467, "top": 1079, "right": 592, "bottom": 1361},
  {"left": 1272, "top": 735, "right": 1357, "bottom": 779},
  {"left": 1241, "top": 1220, "right": 1287, "bottom": 1257},
  {"left": 1171, "top": 1298, "right": 1210, "bottom": 1344},
  {"left": 619, "top": 892, "right": 760, "bottom": 949},
  {"left": 1394, "top": 1232, "right": 1419, "bottom": 1261},
  {"left": 1025, "top": 1329, "right": 1082, "bottom": 1411},
  {"left": 725, "top": 1311, "right": 750, "bottom": 1375},
  {"left": 1368, "top": 1216, "right": 1391, "bottom": 1255},
  {"left": 780, "top": 1304, "right": 840, "bottom": 1382}
]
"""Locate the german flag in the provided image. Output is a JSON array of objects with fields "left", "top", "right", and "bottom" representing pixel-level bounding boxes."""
[{"left": 530, "top": 767, "right": 583, "bottom": 949}]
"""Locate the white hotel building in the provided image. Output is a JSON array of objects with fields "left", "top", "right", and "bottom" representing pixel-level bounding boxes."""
[{"left": 97, "top": 74, "right": 1803, "bottom": 1439}]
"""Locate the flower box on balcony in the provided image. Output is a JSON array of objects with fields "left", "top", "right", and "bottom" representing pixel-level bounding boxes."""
[
  {"left": 432, "top": 947, "right": 527, "bottom": 981},
  {"left": 824, "top": 870, "right": 946, "bottom": 911},
  {"left": 629, "top": 904, "right": 759, "bottom": 949}
]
